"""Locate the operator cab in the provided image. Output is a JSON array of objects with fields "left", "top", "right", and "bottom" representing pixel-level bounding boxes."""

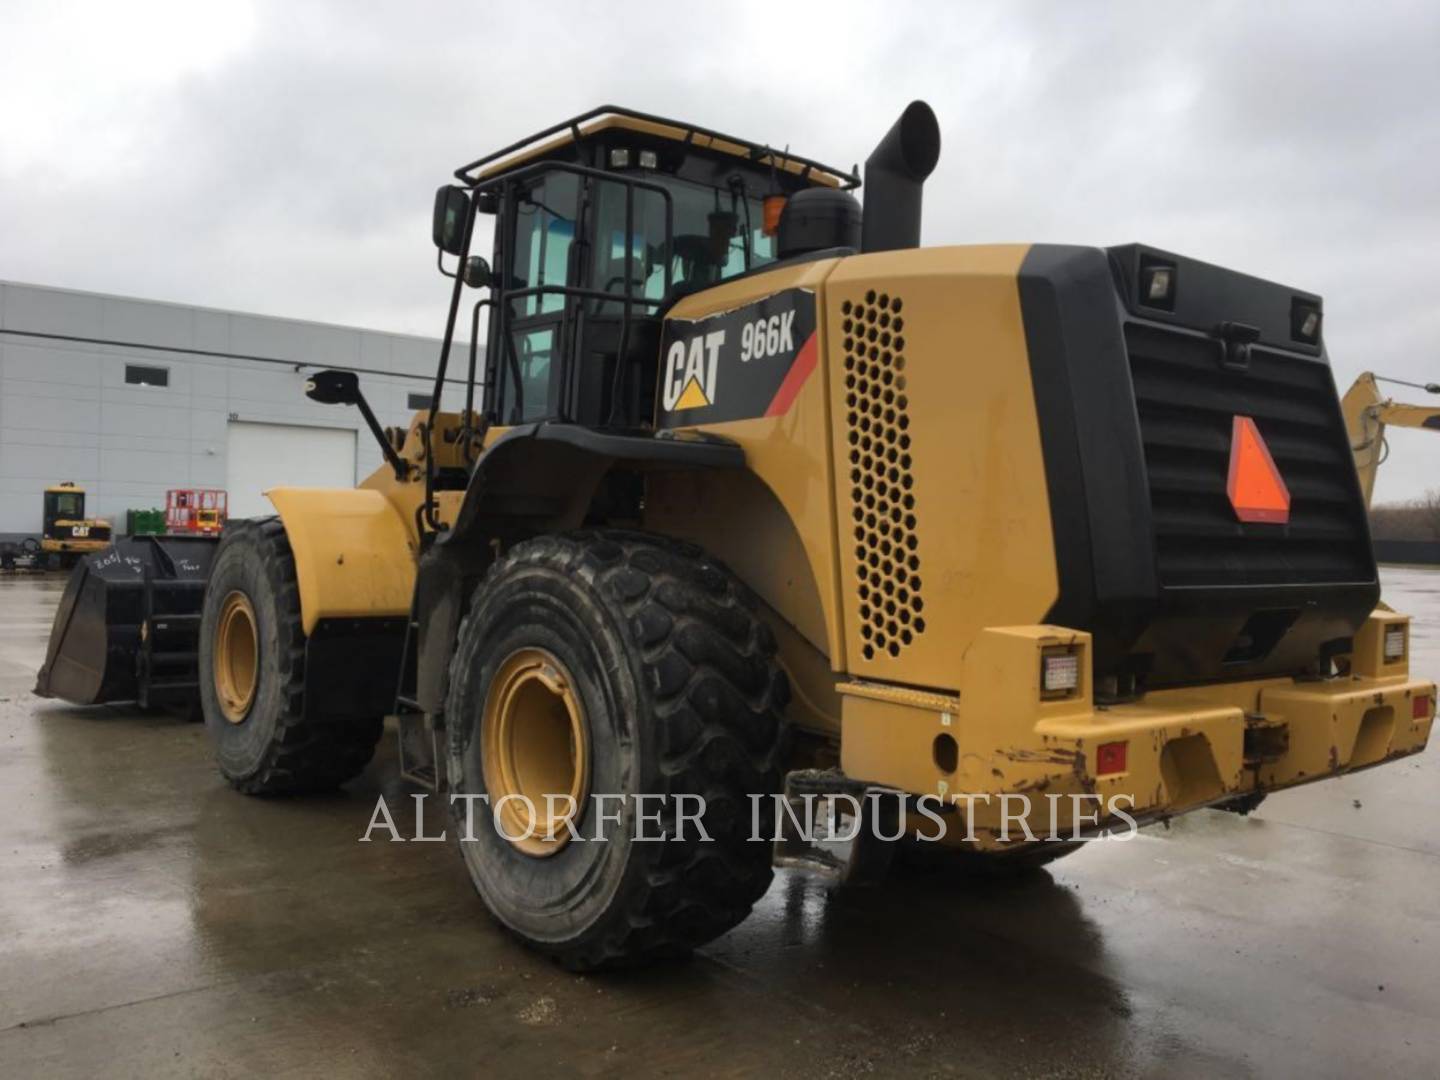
[
  {"left": 43, "top": 483, "right": 86, "bottom": 532},
  {"left": 430, "top": 107, "right": 861, "bottom": 434}
]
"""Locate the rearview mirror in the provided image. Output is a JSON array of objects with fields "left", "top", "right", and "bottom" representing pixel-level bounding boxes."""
[
  {"left": 304, "top": 369, "right": 410, "bottom": 480},
  {"left": 432, "top": 185, "right": 472, "bottom": 255},
  {"left": 304, "top": 369, "right": 360, "bottom": 406}
]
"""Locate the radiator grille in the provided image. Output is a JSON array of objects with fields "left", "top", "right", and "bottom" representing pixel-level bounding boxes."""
[
  {"left": 1126, "top": 323, "right": 1372, "bottom": 588},
  {"left": 842, "top": 290, "right": 924, "bottom": 659}
]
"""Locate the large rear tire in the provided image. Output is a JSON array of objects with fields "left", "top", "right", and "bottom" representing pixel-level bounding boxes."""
[
  {"left": 445, "top": 530, "right": 789, "bottom": 970},
  {"left": 198, "top": 517, "right": 383, "bottom": 795}
]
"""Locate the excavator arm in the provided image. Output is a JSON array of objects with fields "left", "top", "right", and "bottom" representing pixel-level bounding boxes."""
[{"left": 1342, "top": 372, "right": 1440, "bottom": 506}]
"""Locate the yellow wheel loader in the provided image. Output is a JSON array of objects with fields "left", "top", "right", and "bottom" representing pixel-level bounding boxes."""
[{"left": 196, "top": 103, "right": 1434, "bottom": 970}]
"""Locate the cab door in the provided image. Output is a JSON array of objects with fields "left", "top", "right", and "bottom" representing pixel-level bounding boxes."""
[{"left": 491, "top": 171, "right": 580, "bottom": 424}]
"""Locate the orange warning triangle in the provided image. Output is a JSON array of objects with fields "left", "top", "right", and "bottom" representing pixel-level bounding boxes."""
[
  {"left": 1227, "top": 415, "right": 1290, "bottom": 524},
  {"left": 674, "top": 376, "right": 710, "bottom": 410}
]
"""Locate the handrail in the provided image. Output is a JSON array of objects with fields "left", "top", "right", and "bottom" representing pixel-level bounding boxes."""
[
  {"left": 420, "top": 183, "right": 479, "bottom": 532},
  {"left": 419, "top": 163, "right": 675, "bottom": 531},
  {"left": 466, "top": 298, "right": 491, "bottom": 421},
  {"left": 454, "top": 104, "right": 860, "bottom": 190}
]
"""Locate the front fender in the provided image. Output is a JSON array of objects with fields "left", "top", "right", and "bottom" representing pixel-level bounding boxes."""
[
  {"left": 446, "top": 422, "right": 744, "bottom": 545},
  {"left": 265, "top": 488, "right": 417, "bottom": 636}
]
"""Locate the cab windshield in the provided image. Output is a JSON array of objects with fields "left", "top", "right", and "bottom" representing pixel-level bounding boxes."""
[
  {"left": 590, "top": 176, "right": 776, "bottom": 312},
  {"left": 48, "top": 492, "right": 83, "bottom": 518},
  {"left": 496, "top": 169, "right": 780, "bottom": 423}
]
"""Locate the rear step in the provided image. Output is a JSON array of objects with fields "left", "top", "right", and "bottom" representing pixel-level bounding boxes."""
[{"left": 772, "top": 769, "right": 901, "bottom": 886}]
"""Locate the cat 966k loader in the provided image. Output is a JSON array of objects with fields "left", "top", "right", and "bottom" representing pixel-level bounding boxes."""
[{"left": 195, "top": 102, "right": 1434, "bottom": 970}]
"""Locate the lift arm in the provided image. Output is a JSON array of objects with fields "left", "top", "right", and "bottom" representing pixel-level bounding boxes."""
[{"left": 1342, "top": 372, "right": 1440, "bottom": 507}]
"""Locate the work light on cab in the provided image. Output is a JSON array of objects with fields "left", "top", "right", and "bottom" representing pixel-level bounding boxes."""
[
  {"left": 1144, "top": 266, "right": 1173, "bottom": 303},
  {"left": 1138, "top": 257, "right": 1177, "bottom": 310},
  {"left": 1290, "top": 298, "right": 1323, "bottom": 344}
]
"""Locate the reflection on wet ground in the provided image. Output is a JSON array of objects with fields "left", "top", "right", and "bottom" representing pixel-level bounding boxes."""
[{"left": 3, "top": 569, "right": 1440, "bottom": 1077}]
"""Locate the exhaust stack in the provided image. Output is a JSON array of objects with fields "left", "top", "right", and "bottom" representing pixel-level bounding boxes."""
[{"left": 860, "top": 101, "right": 941, "bottom": 254}]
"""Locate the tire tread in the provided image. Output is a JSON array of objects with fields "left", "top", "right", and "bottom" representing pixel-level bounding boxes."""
[
  {"left": 211, "top": 517, "right": 382, "bottom": 795},
  {"left": 449, "top": 529, "right": 789, "bottom": 970}
]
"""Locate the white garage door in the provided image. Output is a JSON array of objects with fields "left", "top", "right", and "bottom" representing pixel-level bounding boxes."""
[{"left": 226, "top": 421, "right": 357, "bottom": 518}]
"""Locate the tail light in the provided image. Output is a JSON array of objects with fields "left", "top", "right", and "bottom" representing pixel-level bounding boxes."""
[
  {"left": 1041, "top": 650, "right": 1080, "bottom": 697},
  {"left": 1384, "top": 624, "right": 1406, "bottom": 663}
]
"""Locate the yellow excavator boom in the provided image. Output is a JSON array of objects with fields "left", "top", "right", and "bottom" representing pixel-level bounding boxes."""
[{"left": 1342, "top": 371, "right": 1440, "bottom": 506}]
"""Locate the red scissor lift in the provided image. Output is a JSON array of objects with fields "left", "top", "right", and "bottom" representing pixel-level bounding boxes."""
[{"left": 165, "top": 488, "right": 228, "bottom": 536}]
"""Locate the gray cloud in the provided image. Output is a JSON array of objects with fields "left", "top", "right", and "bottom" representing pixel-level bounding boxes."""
[{"left": 3, "top": 0, "right": 1437, "bottom": 499}]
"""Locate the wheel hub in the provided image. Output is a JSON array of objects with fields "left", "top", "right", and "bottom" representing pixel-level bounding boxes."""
[
  {"left": 482, "top": 648, "right": 589, "bottom": 856},
  {"left": 215, "top": 590, "right": 259, "bottom": 723}
]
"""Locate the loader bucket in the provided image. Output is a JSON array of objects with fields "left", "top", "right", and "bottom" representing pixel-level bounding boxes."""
[{"left": 34, "top": 536, "right": 217, "bottom": 708}]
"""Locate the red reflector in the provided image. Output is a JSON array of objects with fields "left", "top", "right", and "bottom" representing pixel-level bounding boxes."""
[
  {"left": 1414, "top": 695, "right": 1431, "bottom": 720},
  {"left": 1096, "top": 741, "right": 1128, "bottom": 775},
  {"left": 1227, "top": 415, "right": 1291, "bottom": 524}
]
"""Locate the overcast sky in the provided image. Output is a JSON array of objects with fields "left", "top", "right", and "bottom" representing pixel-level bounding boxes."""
[{"left": 3, "top": 1, "right": 1438, "bottom": 501}]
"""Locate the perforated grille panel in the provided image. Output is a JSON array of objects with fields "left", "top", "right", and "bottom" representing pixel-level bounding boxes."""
[{"left": 841, "top": 290, "right": 925, "bottom": 660}]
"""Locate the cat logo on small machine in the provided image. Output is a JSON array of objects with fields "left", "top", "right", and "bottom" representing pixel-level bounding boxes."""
[{"left": 657, "top": 288, "right": 819, "bottom": 428}]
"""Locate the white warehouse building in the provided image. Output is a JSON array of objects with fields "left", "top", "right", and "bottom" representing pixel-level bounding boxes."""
[{"left": 0, "top": 279, "right": 467, "bottom": 539}]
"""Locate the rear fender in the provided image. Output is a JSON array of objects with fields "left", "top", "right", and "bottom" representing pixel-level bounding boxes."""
[{"left": 412, "top": 423, "right": 744, "bottom": 715}]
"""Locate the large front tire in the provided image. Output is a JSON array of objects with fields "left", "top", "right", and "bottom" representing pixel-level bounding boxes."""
[
  {"left": 198, "top": 517, "right": 382, "bottom": 794},
  {"left": 446, "top": 530, "right": 789, "bottom": 971}
]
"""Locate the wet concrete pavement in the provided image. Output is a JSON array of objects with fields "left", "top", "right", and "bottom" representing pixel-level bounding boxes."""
[{"left": 2, "top": 569, "right": 1439, "bottom": 1078}]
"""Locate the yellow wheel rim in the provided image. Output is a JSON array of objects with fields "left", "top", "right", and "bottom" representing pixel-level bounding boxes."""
[
  {"left": 214, "top": 590, "right": 259, "bottom": 724},
  {"left": 481, "top": 648, "right": 589, "bottom": 857}
]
